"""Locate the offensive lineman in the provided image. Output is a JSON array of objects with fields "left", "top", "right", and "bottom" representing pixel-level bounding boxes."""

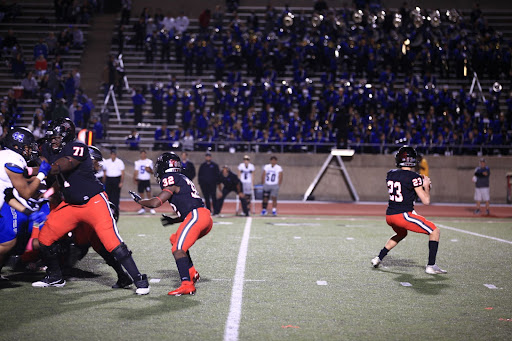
[
  {"left": 371, "top": 146, "right": 447, "bottom": 274},
  {"left": 33, "top": 118, "right": 150, "bottom": 294},
  {"left": 129, "top": 152, "right": 213, "bottom": 296}
]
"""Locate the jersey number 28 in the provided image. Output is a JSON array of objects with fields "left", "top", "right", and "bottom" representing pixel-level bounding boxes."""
[{"left": 387, "top": 180, "right": 403, "bottom": 202}]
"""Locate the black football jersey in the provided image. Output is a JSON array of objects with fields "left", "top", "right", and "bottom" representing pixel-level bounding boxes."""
[
  {"left": 42, "top": 140, "right": 104, "bottom": 204},
  {"left": 160, "top": 173, "right": 205, "bottom": 218},
  {"left": 386, "top": 169, "right": 424, "bottom": 215}
]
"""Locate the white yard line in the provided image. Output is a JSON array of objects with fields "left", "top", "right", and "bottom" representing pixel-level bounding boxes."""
[
  {"left": 438, "top": 224, "right": 512, "bottom": 245},
  {"left": 224, "top": 217, "right": 252, "bottom": 341}
]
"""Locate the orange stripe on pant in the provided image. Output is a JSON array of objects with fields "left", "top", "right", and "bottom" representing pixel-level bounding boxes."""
[
  {"left": 170, "top": 207, "right": 213, "bottom": 253},
  {"left": 386, "top": 211, "right": 437, "bottom": 235},
  {"left": 38, "top": 192, "right": 122, "bottom": 252}
]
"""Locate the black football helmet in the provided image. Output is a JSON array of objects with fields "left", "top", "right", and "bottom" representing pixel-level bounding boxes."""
[
  {"left": 3, "top": 127, "right": 35, "bottom": 161},
  {"left": 155, "top": 152, "right": 182, "bottom": 183},
  {"left": 88, "top": 145, "right": 103, "bottom": 161},
  {"left": 46, "top": 118, "right": 76, "bottom": 153},
  {"left": 395, "top": 145, "right": 418, "bottom": 167}
]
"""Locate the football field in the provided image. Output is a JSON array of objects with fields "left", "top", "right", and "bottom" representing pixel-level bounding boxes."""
[{"left": 1, "top": 213, "right": 511, "bottom": 341}]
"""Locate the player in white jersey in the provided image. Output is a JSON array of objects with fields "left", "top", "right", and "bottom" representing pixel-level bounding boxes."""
[
  {"left": 261, "top": 155, "right": 283, "bottom": 216},
  {"left": 0, "top": 127, "right": 51, "bottom": 279},
  {"left": 238, "top": 154, "right": 255, "bottom": 195},
  {"left": 133, "top": 149, "right": 155, "bottom": 214}
]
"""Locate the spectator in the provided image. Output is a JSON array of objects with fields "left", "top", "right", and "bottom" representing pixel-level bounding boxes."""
[
  {"left": 10, "top": 52, "right": 26, "bottom": 79},
  {"left": 52, "top": 98, "right": 69, "bottom": 121},
  {"left": 21, "top": 71, "right": 38, "bottom": 98},
  {"left": 45, "top": 31, "right": 58, "bottom": 54},
  {"left": 125, "top": 129, "right": 140, "bottom": 150},
  {"left": 154, "top": 123, "right": 170, "bottom": 150},
  {"left": 102, "top": 149, "right": 125, "bottom": 209},
  {"left": 33, "top": 37, "right": 49, "bottom": 59},
  {"left": 131, "top": 87, "right": 146, "bottom": 125},
  {"left": 34, "top": 54, "right": 48, "bottom": 78},
  {"left": 199, "top": 9, "right": 211, "bottom": 34},
  {"left": 121, "top": 0, "right": 132, "bottom": 25},
  {"left": 175, "top": 11, "right": 190, "bottom": 34},
  {"left": 180, "top": 151, "right": 196, "bottom": 181},
  {"left": 216, "top": 165, "right": 249, "bottom": 216},
  {"left": 473, "top": 158, "right": 491, "bottom": 215},
  {"left": 181, "top": 130, "right": 195, "bottom": 151},
  {"left": 198, "top": 151, "right": 220, "bottom": 214}
]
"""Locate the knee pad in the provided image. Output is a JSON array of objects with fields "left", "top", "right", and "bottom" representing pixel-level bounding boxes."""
[{"left": 111, "top": 243, "right": 132, "bottom": 263}]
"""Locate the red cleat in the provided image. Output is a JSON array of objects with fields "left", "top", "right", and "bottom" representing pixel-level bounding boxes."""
[
  {"left": 168, "top": 281, "right": 196, "bottom": 296},
  {"left": 189, "top": 267, "right": 200, "bottom": 283}
]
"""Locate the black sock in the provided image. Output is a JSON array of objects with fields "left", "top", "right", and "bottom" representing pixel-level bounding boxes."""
[
  {"left": 175, "top": 257, "right": 191, "bottom": 282},
  {"left": 428, "top": 241, "right": 439, "bottom": 266},
  {"left": 378, "top": 247, "right": 389, "bottom": 260},
  {"left": 186, "top": 250, "right": 194, "bottom": 268}
]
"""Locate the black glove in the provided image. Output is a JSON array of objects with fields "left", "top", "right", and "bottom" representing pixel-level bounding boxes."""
[
  {"left": 129, "top": 190, "right": 142, "bottom": 203},
  {"left": 160, "top": 214, "right": 183, "bottom": 226},
  {"left": 4, "top": 187, "right": 14, "bottom": 202}
]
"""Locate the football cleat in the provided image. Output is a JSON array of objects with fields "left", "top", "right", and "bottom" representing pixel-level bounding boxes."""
[
  {"left": 137, "top": 208, "right": 145, "bottom": 215},
  {"left": 150, "top": 209, "right": 156, "bottom": 214},
  {"left": 32, "top": 276, "right": 66, "bottom": 287},
  {"left": 134, "top": 274, "right": 150, "bottom": 295},
  {"left": 272, "top": 208, "right": 277, "bottom": 216},
  {"left": 261, "top": 209, "right": 267, "bottom": 216},
  {"left": 425, "top": 264, "right": 447, "bottom": 274},
  {"left": 168, "top": 280, "right": 196, "bottom": 296},
  {"left": 371, "top": 256, "right": 381, "bottom": 268},
  {"left": 474, "top": 209, "right": 480, "bottom": 215},
  {"left": 190, "top": 269, "right": 200, "bottom": 284},
  {"left": 112, "top": 272, "right": 133, "bottom": 289}
]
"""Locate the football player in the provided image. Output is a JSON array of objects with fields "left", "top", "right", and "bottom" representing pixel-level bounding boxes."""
[
  {"left": 371, "top": 146, "right": 447, "bottom": 274},
  {"left": 0, "top": 127, "right": 51, "bottom": 279},
  {"left": 129, "top": 152, "right": 213, "bottom": 296},
  {"left": 33, "top": 118, "right": 149, "bottom": 294}
]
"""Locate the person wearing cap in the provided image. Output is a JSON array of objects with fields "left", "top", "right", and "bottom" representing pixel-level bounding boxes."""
[
  {"left": 198, "top": 151, "right": 220, "bottom": 214},
  {"left": 238, "top": 154, "right": 255, "bottom": 210},
  {"left": 102, "top": 149, "right": 125, "bottom": 209},
  {"left": 473, "top": 158, "right": 490, "bottom": 215},
  {"left": 216, "top": 165, "right": 249, "bottom": 216}
]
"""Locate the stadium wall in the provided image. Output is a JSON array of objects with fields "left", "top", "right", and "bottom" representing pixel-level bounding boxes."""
[{"left": 119, "top": 150, "right": 512, "bottom": 204}]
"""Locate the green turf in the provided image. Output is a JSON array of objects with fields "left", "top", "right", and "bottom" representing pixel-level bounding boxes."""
[{"left": 1, "top": 214, "right": 511, "bottom": 340}]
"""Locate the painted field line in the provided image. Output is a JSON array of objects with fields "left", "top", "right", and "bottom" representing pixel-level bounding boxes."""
[
  {"left": 438, "top": 224, "right": 512, "bottom": 245},
  {"left": 224, "top": 217, "right": 252, "bottom": 341}
]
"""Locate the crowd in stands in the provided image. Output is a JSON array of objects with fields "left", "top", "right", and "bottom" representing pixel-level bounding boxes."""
[
  {"left": 116, "top": 1, "right": 511, "bottom": 155},
  {"left": 0, "top": 1, "right": 100, "bottom": 142}
]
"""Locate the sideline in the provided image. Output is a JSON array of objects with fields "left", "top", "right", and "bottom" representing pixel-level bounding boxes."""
[
  {"left": 224, "top": 217, "right": 252, "bottom": 341},
  {"left": 438, "top": 224, "right": 512, "bottom": 245}
]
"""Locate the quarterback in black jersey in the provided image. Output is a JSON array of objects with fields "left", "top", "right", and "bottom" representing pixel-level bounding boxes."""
[
  {"left": 371, "top": 146, "right": 447, "bottom": 275},
  {"left": 130, "top": 152, "right": 213, "bottom": 296}
]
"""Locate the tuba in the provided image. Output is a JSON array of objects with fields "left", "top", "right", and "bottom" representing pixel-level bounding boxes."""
[
  {"left": 446, "top": 9, "right": 459, "bottom": 23},
  {"left": 312, "top": 13, "right": 324, "bottom": 27},
  {"left": 353, "top": 9, "right": 363, "bottom": 24},
  {"left": 393, "top": 13, "right": 402, "bottom": 28},
  {"left": 283, "top": 12, "right": 294, "bottom": 27},
  {"left": 430, "top": 10, "right": 441, "bottom": 27}
]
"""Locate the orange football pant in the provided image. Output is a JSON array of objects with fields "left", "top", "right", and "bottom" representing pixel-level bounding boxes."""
[
  {"left": 170, "top": 207, "right": 213, "bottom": 253},
  {"left": 386, "top": 211, "right": 437, "bottom": 235},
  {"left": 38, "top": 192, "right": 122, "bottom": 252}
]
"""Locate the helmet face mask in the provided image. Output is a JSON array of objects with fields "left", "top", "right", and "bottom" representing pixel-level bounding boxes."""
[
  {"left": 155, "top": 152, "right": 182, "bottom": 183},
  {"left": 4, "top": 127, "right": 35, "bottom": 161},
  {"left": 395, "top": 146, "right": 417, "bottom": 168},
  {"left": 46, "top": 118, "right": 76, "bottom": 153}
]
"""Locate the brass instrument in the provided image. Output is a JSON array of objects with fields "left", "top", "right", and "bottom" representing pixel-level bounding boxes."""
[
  {"left": 446, "top": 9, "right": 459, "bottom": 23},
  {"left": 353, "top": 10, "right": 363, "bottom": 24},
  {"left": 393, "top": 13, "right": 402, "bottom": 28},
  {"left": 283, "top": 12, "right": 294, "bottom": 27},
  {"left": 430, "top": 10, "right": 441, "bottom": 27},
  {"left": 312, "top": 13, "right": 324, "bottom": 27}
]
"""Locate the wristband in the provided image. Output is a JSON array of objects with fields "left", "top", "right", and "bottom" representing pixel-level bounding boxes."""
[
  {"left": 36, "top": 172, "right": 46, "bottom": 181},
  {"left": 23, "top": 208, "right": 32, "bottom": 216}
]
